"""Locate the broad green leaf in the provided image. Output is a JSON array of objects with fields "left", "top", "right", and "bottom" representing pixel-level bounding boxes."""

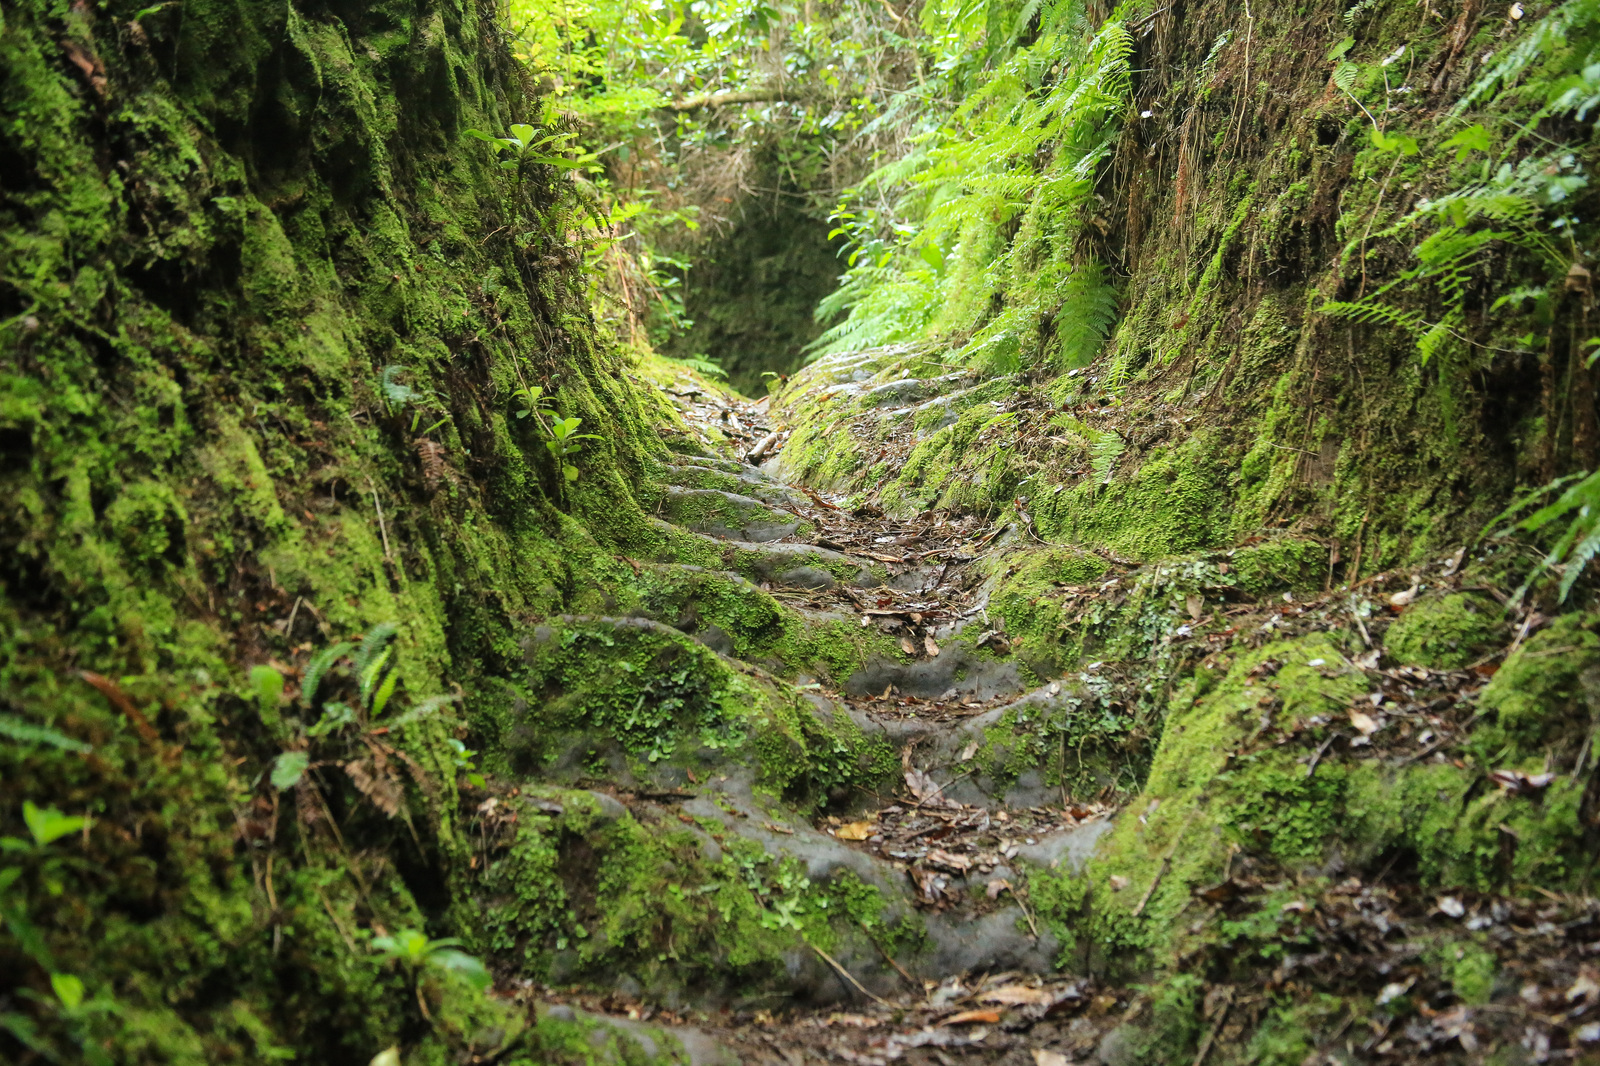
[
  {"left": 23, "top": 802, "right": 87, "bottom": 847},
  {"left": 429, "top": 948, "right": 492, "bottom": 991},
  {"left": 510, "top": 123, "right": 537, "bottom": 145},
  {"left": 250, "top": 665, "right": 285, "bottom": 724},
  {"left": 462, "top": 128, "right": 498, "bottom": 142},
  {"left": 50, "top": 973, "right": 84, "bottom": 1010},
  {"left": 270, "top": 751, "right": 310, "bottom": 790},
  {"left": 1442, "top": 124, "right": 1490, "bottom": 162}
]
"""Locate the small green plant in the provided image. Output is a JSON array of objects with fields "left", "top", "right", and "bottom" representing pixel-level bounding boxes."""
[
  {"left": 464, "top": 121, "right": 598, "bottom": 228},
  {"left": 378, "top": 366, "right": 449, "bottom": 435},
  {"left": 1, "top": 802, "right": 90, "bottom": 898},
  {"left": 464, "top": 122, "right": 597, "bottom": 175},
  {"left": 370, "top": 928, "right": 491, "bottom": 1019},
  {"left": 544, "top": 415, "right": 602, "bottom": 484},
  {"left": 446, "top": 739, "right": 487, "bottom": 790},
  {"left": 510, "top": 384, "right": 605, "bottom": 484}
]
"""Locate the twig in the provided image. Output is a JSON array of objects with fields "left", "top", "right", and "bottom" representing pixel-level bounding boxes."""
[
  {"left": 367, "top": 476, "right": 393, "bottom": 562},
  {"left": 1133, "top": 828, "right": 1188, "bottom": 917},
  {"left": 284, "top": 596, "right": 304, "bottom": 643},
  {"left": 809, "top": 940, "right": 891, "bottom": 1007},
  {"left": 1306, "top": 733, "right": 1338, "bottom": 778},
  {"left": 1008, "top": 885, "right": 1042, "bottom": 941},
  {"left": 78, "top": 671, "right": 162, "bottom": 747},
  {"left": 859, "top": 921, "right": 918, "bottom": 988},
  {"left": 314, "top": 885, "right": 360, "bottom": 955},
  {"left": 1190, "top": 986, "right": 1234, "bottom": 1066}
]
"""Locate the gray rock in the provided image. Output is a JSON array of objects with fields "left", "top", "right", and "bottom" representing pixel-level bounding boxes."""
[
  {"left": 1097, "top": 1025, "right": 1140, "bottom": 1066},
  {"left": 587, "top": 791, "right": 629, "bottom": 823}
]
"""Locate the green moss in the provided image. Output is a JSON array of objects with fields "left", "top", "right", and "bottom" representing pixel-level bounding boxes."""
[
  {"left": 1384, "top": 592, "right": 1506, "bottom": 669},
  {"left": 1227, "top": 537, "right": 1331, "bottom": 596},
  {"left": 1477, "top": 613, "right": 1600, "bottom": 752}
]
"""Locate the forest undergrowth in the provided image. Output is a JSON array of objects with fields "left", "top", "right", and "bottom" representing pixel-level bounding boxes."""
[{"left": 7, "top": 0, "right": 1600, "bottom": 1063}]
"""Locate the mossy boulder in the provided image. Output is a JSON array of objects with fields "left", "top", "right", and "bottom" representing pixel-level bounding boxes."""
[{"left": 1384, "top": 592, "right": 1505, "bottom": 669}]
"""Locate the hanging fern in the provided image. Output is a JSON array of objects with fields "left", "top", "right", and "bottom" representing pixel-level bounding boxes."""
[
  {"left": 811, "top": 8, "right": 1134, "bottom": 364},
  {"left": 1054, "top": 262, "right": 1119, "bottom": 368}
]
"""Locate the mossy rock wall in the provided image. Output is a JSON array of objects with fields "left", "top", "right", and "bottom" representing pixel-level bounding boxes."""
[{"left": 0, "top": 0, "right": 746, "bottom": 1057}]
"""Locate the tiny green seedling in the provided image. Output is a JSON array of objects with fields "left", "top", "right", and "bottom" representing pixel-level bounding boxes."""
[
  {"left": 545, "top": 415, "right": 602, "bottom": 483},
  {"left": 447, "top": 739, "right": 487, "bottom": 790},
  {"left": 371, "top": 928, "right": 491, "bottom": 1019},
  {"left": 2, "top": 802, "right": 90, "bottom": 898}
]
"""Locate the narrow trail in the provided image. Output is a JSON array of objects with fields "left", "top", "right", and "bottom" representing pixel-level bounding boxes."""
[
  {"left": 527, "top": 372, "right": 1136, "bottom": 1065},
  {"left": 513, "top": 360, "right": 1600, "bottom": 1066}
]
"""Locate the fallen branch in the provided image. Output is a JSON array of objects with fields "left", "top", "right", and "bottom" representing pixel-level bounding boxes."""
[
  {"left": 808, "top": 940, "right": 891, "bottom": 1007},
  {"left": 665, "top": 88, "right": 792, "bottom": 111},
  {"left": 859, "top": 921, "right": 918, "bottom": 988}
]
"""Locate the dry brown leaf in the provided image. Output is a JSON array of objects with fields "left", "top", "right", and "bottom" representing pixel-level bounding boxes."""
[
  {"left": 1108, "top": 875, "right": 1130, "bottom": 891},
  {"left": 959, "top": 739, "right": 981, "bottom": 762},
  {"left": 836, "top": 821, "right": 874, "bottom": 841},
  {"left": 900, "top": 635, "right": 917, "bottom": 656},
  {"left": 346, "top": 759, "right": 403, "bottom": 816},
  {"left": 980, "top": 985, "right": 1054, "bottom": 1006},
  {"left": 1032, "top": 1051, "right": 1070, "bottom": 1066},
  {"left": 942, "top": 1009, "right": 1001, "bottom": 1026},
  {"left": 925, "top": 848, "right": 972, "bottom": 873},
  {"left": 1348, "top": 709, "right": 1379, "bottom": 736},
  {"left": 1388, "top": 580, "right": 1420, "bottom": 608},
  {"left": 986, "top": 878, "right": 1011, "bottom": 900},
  {"left": 924, "top": 634, "right": 940, "bottom": 657}
]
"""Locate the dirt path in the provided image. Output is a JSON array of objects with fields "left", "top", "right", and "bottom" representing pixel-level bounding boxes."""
[
  {"left": 524, "top": 374, "right": 1137, "bottom": 1064},
  {"left": 518, "top": 365, "right": 1600, "bottom": 1066}
]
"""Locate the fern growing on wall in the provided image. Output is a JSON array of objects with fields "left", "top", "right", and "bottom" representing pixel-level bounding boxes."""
[{"left": 808, "top": 3, "right": 1134, "bottom": 370}]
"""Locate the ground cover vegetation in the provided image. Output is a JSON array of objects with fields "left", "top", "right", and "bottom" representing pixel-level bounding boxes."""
[{"left": 7, "top": 0, "right": 1600, "bottom": 1062}]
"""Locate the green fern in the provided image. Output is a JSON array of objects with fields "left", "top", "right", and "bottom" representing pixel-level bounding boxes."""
[
  {"left": 1087, "top": 427, "right": 1124, "bottom": 485},
  {"left": 811, "top": 9, "right": 1133, "bottom": 366},
  {"left": 1054, "top": 262, "right": 1119, "bottom": 368}
]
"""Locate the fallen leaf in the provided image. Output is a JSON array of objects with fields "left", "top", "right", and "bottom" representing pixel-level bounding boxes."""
[
  {"left": 1377, "top": 978, "right": 1414, "bottom": 1006},
  {"left": 924, "top": 633, "right": 941, "bottom": 657},
  {"left": 1033, "top": 1051, "right": 1070, "bottom": 1066},
  {"left": 1442, "top": 545, "right": 1467, "bottom": 577},
  {"left": 986, "top": 878, "right": 1011, "bottom": 900},
  {"left": 1186, "top": 594, "right": 1203, "bottom": 620},
  {"left": 1109, "top": 875, "right": 1130, "bottom": 891},
  {"left": 959, "top": 739, "right": 981, "bottom": 761},
  {"left": 1437, "top": 895, "right": 1465, "bottom": 919},
  {"left": 926, "top": 848, "right": 972, "bottom": 873},
  {"left": 942, "top": 1009, "right": 1001, "bottom": 1026},
  {"left": 836, "top": 821, "right": 874, "bottom": 841},
  {"left": 1389, "top": 580, "right": 1420, "bottom": 608},
  {"left": 900, "top": 635, "right": 917, "bottom": 656},
  {"left": 1348, "top": 710, "right": 1379, "bottom": 736},
  {"left": 1489, "top": 768, "right": 1555, "bottom": 794},
  {"left": 981, "top": 985, "right": 1054, "bottom": 1006}
]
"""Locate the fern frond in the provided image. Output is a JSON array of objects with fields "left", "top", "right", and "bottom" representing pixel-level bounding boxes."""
[{"left": 1318, "top": 300, "right": 1426, "bottom": 332}]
